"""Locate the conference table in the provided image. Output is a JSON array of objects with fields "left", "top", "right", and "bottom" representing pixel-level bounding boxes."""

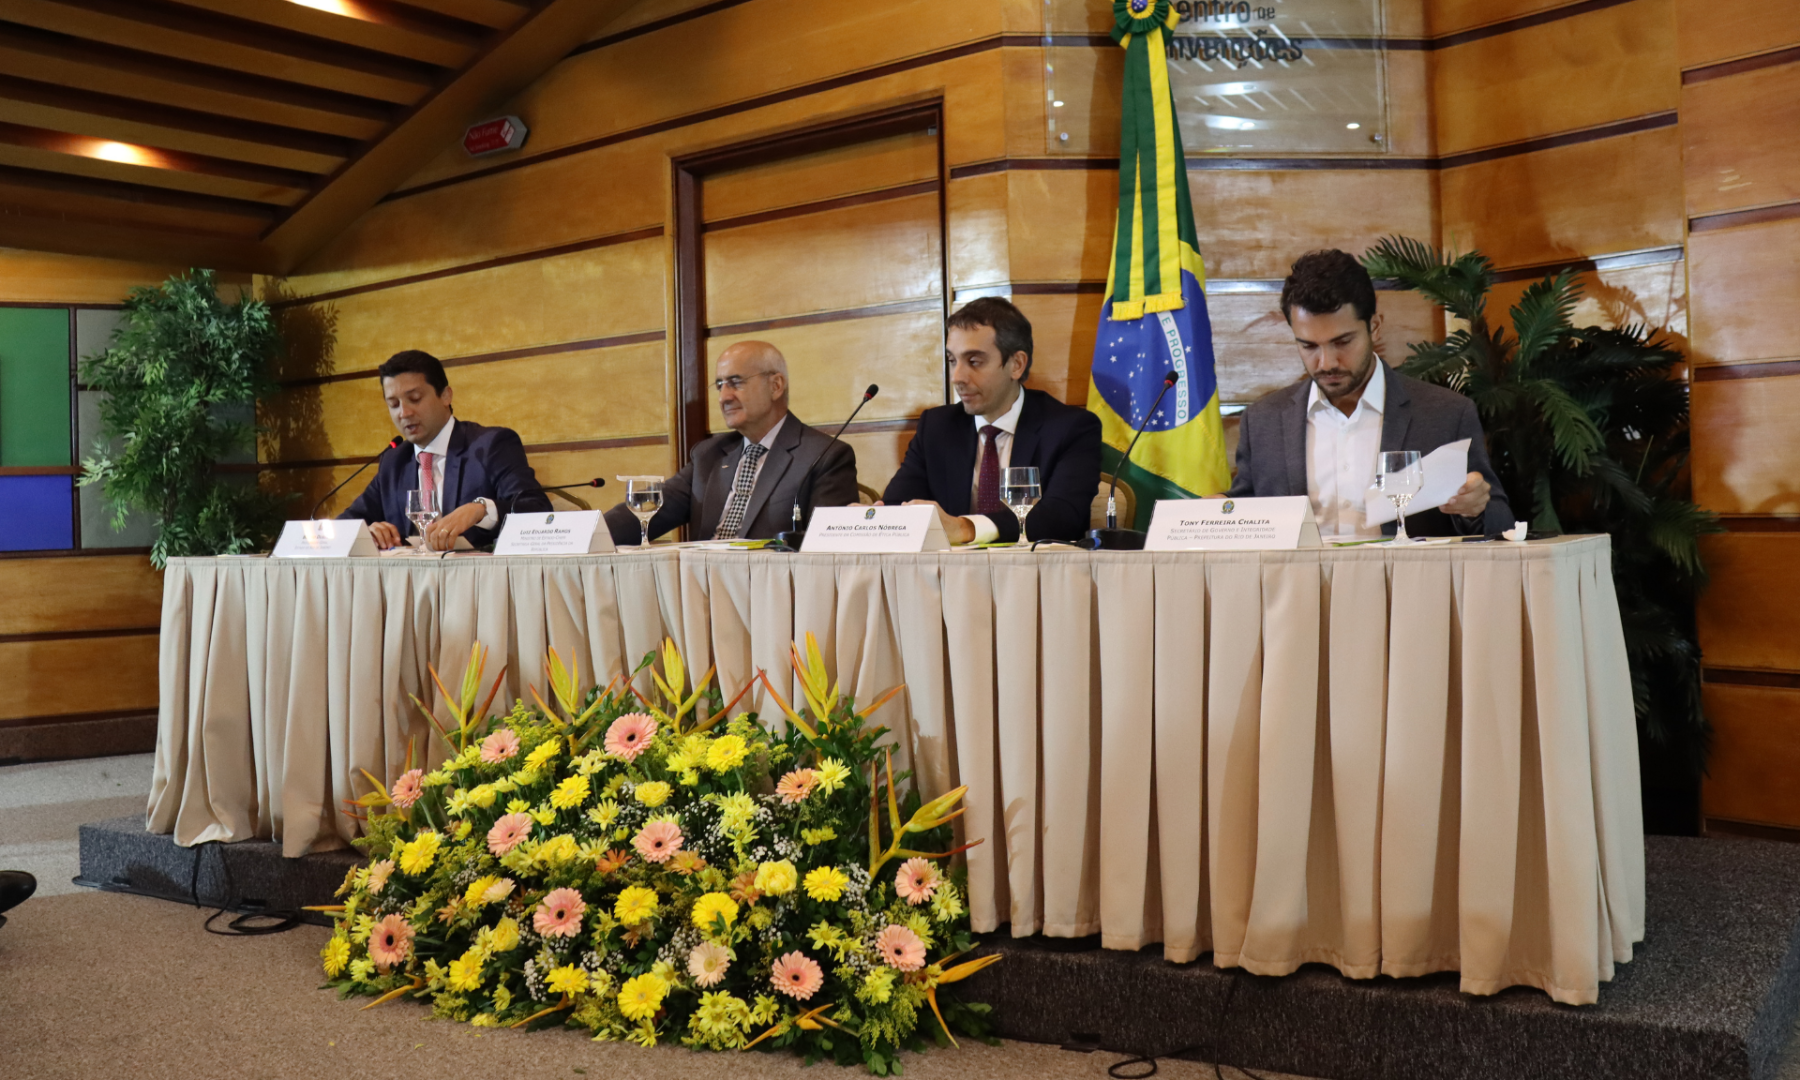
[{"left": 148, "top": 537, "right": 1643, "bottom": 1005}]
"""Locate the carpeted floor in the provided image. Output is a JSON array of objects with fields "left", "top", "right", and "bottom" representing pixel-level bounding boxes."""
[{"left": 0, "top": 889, "right": 1309, "bottom": 1080}]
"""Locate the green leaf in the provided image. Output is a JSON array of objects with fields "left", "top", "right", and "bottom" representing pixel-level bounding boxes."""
[
  {"left": 1521, "top": 378, "right": 1606, "bottom": 472},
  {"left": 1508, "top": 269, "right": 1580, "bottom": 370}
]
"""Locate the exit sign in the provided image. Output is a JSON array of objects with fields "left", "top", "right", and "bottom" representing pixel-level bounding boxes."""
[{"left": 463, "top": 116, "right": 527, "bottom": 157}]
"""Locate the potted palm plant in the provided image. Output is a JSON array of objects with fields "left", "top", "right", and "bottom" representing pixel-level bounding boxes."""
[{"left": 1361, "top": 237, "right": 1719, "bottom": 816}]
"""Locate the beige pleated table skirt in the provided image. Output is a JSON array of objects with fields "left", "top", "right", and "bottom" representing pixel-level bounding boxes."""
[{"left": 150, "top": 535, "right": 1642, "bottom": 1004}]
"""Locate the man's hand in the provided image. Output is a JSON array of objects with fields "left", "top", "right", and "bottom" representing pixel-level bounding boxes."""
[
  {"left": 1441, "top": 471, "right": 1491, "bottom": 520},
  {"left": 368, "top": 521, "right": 402, "bottom": 550},
  {"left": 905, "top": 499, "right": 977, "bottom": 546},
  {"left": 424, "top": 502, "right": 487, "bottom": 551}
]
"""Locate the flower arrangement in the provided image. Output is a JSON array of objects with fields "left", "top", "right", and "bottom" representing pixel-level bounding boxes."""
[{"left": 316, "top": 635, "right": 998, "bottom": 1075}]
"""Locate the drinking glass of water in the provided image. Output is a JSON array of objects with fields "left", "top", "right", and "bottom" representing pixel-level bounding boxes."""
[
  {"left": 405, "top": 488, "right": 440, "bottom": 551},
  {"left": 621, "top": 476, "right": 665, "bottom": 548},
  {"left": 1000, "top": 466, "right": 1041, "bottom": 545},
  {"left": 1376, "top": 451, "right": 1424, "bottom": 543}
]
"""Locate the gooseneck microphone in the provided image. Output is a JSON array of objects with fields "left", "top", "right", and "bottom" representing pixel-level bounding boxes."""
[
  {"left": 1087, "top": 370, "right": 1180, "bottom": 551},
  {"left": 777, "top": 384, "right": 878, "bottom": 549},
  {"left": 310, "top": 436, "right": 403, "bottom": 519},
  {"left": 504, "top": 477, "right": 606, "bottom": 516}
]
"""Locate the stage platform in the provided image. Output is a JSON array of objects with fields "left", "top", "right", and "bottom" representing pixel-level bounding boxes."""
[{"left": 77, "top": 818, "right": 1800, "bottom": 1080}]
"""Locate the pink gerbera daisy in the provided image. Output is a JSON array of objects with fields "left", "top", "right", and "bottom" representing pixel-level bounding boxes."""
[
  {"left": 604, "top": 712, "right": 658, "bottom": 761},
  {"left": 775, "top": 768, "right": 819, "bottom": 805},
  {"left": 480, "top": 728, "right": 520, "bottom": 763},
  {"left": 486, "top": 812, "right": 533, "bottom": 856},
  {"left": 632, "top": 819, "right": 683, "bottom": 863},
  {"left": 368, "top": 913, "right": 414, "bottom": 971},
  {"left": 894, "top": 857, "right": 941, "bottom": 906},
  {"left": 389, "top": 768, "right": 424, "bottom": 809},
  {"left": 875, "top": 924, "right": 927, "bottom": 971},
  {"left": 770, "top": 950, "right": 824, "bottom": 1000},
  {"left": 533, "top": 887, "right": 586, "bottom": 938}
]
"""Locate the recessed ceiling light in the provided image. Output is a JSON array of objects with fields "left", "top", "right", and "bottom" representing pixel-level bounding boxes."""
[
  {"left": 90, "top": 141, "right": 153, "bottom": 165},
  {"left": 1346, "top": 123, "right": 1361, "bottom": 130}
]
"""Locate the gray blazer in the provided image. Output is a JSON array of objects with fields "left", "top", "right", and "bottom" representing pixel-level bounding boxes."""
[
  {"left": 1226, "top": 364, "right": 1513, "bottom": 536},
  {"left": 605, "top": 413, "right": 858, "bottom": 545}
]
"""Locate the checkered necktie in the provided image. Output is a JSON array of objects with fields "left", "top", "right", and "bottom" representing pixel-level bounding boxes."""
[
  {"left": 714, "top": 442, "right": 766, "bottom": 540},
  {"left": 972, "top": 425, "right": 1004, "bottom": 515}
]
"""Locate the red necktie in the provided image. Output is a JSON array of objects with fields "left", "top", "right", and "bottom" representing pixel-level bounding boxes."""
[
  {"left": 418, "top": 451, "right": 435, "bottom": 499},
  {"left": 973, "top": 425, "right": 1003, "bottom": 515}
]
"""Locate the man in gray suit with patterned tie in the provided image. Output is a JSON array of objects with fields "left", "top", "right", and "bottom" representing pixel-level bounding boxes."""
[{"left": 604, "top": 340, "right": 859, "bottom": 545}]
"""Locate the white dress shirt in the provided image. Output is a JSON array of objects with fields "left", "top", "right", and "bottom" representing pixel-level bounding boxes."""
[
  {"left": 416, "top": 416, "right": 497, "bottom": 530},
  {"left": 966, "top": 389, "right": 1026, "bottom": 545},
  {"left": 1305, "top": 361, "right": 1386, "bottom": 539}
]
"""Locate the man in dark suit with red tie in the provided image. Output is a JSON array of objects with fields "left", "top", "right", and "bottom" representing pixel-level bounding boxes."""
[
  {"left": 339, "top": 350, "right": 550, "bottom": 550},
  {"left": 882, "top": 297, "right": 1102, "bottom": 544}
]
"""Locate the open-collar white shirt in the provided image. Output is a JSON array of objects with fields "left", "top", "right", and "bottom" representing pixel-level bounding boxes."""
[
  {"left": 965, "top": 386, "right": 1026, "bottom": 545},
  {"left": 415, "top": 415, "right": 497, "bottom": 530},
  {"left": 1304, "top": 360, "right": 1386, "bottom": 539}
]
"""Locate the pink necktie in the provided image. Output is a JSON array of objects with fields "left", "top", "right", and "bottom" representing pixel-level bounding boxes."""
[{"left": 418, "top": 451, "right": 435, "bottom": 498}]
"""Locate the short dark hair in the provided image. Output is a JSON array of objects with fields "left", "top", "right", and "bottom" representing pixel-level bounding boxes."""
[
  {"left": 1280, "top": 249, "right": 1377, "bottom": 325},
  {"left": 378, "top": 350, "right": 449, "bottom": 393},
  {"left": 947, "top": 296, "right": 1034, "bottom": 378}
]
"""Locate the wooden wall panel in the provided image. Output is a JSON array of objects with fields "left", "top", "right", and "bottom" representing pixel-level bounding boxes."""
[
  {"left": 1681, "top": 61, "right": 1800, "bottom": 219},
  {"left": 705, "top": 311, "right": 945, "bottom": 431},
  {"left": 0, "top": 250, "right": 196, "bottom": 305},
  {"left": 1439, "top": 127, "right": 1684, "bottom": 268},
  {"left": 271, "top": 239, "right": 668, "bottom": 382},
  {"left": 1190, "top": 170, "right": 1439, "bottom": 281},
  {"left": 1701, "top": 682, "right": 1800, "bottom": 829},
  {"left": 1696, "top": 534, "right": 1800, "bottom": 671},
  {"left": 702, "top": 132, "right": 939, "bottom": 223},
  {"left": 263, "top": 341, "right": 672, "bottom": 464},
  {"left": 1003, "top": 169, "right": 1114, "bottom": 285},
  {"left": 1690, "top": 372, "right": 1800, "bottom": 515},
  {"left": 0, "top": 556, "right": 162, "bottom": 636},
  {"left": 948, "top": 172, "right": 1011, "bottom": 290},
  {"left": 1426, "top": 0, "right": 1568, "bottom": 37},
  {"left": 1432, "top": 0, "right": 1677, "bottom": 156},
  {"left": 703, "top": 195, "right": 942, "bottom": 327},
  {"left": 1010, "top": 292, "right": 1105, "bottom": 407},
  {"left": 1675, "top": 0, "right": 1800, "bottom": 69},
  {"left": 1687, "top": 216, "right": 1800, "bottom": 366},
  {"left": 0, "top": 632, "right": 159, "bottom": 722},
  {"left": 842, "top": 428, "right": 914, "bottom": 499},
  {"left": 1483, "top": 260, "right": 1688, "bottom": 340}
]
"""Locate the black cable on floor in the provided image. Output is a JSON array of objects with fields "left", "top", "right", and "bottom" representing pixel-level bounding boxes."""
[
  {"left": 187, "top": 841, "right": 302, "bottom": 936},
  {"left": 1101, "top": 970, "right": 1277, "bottom": 1080}
]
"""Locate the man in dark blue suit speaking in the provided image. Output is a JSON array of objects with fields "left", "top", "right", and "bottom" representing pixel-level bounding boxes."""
[
  {"left": 882, "top": 297, "right": 1101, "bottom": 544},
  {"left": 340, "top": 350, "right": 550, "bottom": 550}
]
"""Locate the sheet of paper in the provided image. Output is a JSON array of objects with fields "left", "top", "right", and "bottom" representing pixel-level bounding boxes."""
[{"left": 1364, "top": 438, "right": 1469, "bottom": 525}]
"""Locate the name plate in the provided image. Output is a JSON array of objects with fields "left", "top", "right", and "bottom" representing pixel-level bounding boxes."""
[
  {"left": 494, "top": 510, "right": 614, "bottom": 555},
  {"left": 272, "top": 519, "right": 378, "bottom": 558},
  {"left": 1145, "top": 496, "right": 1322, "bottom": 551},
  {"left": 802, "top": 505, "right": 950, "bottom": 553}
]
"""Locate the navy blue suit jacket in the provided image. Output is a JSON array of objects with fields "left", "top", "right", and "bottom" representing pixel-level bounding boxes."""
[
  {"left": 882, "top": 388, "right": 1102, "bottom": 543},
  {"left": 339, "top": 419, "right": 550, "bottom": 547}
]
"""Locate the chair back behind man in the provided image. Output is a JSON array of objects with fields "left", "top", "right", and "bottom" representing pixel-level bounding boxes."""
[{"left": 1090, "top": 473, "right": 1137, "bottom": 531}]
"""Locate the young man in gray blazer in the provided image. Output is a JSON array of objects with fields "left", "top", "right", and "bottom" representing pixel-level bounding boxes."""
[
  {"left": 1227, "top": 249, "right": 1513, "bottom": 538},
  {"left": 604, "top": 340, "right": 858, "bottom": 545}
]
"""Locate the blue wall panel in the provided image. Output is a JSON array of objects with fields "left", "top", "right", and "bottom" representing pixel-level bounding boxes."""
[{"left": 0, "top": 476, "right": 75, "bottom": 551}]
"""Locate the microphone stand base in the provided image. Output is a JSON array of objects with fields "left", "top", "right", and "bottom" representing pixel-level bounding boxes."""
[
  {"left": 1086, "top": 527, "right": 1147, "bottom": 551},
  {"left": 774, "top": 530, "right": 806, "bottom": 551}
]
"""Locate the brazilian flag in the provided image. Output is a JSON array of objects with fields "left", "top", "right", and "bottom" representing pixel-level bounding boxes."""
[{"left": 1086, "top": 0, "right": 1231, "bottom": 526}]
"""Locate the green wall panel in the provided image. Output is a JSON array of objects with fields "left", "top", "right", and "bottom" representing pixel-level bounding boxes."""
[{"left": 0, "top": 308, "right": 72, "bottom": 466}]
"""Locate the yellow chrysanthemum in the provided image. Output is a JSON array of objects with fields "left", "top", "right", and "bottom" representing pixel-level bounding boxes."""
[
  {"left": 398, "top": 830, "right": 441, "bottom": 876},
  {"left": 816, "top": 757, "right": 851, "bottom": 794},
  {"left": 614, "top": 885, "right": 659, "bottom": 926},
  {"left": 860, "top": 967, "right": 896, "bottom": 1004},
  {"left": 537, "top": 833, "right": 580, "bottom": 865},
  {"left": 546, "top": 964, "right": 590, "bottom": 996},
  {"left": 705, "top": 734, "right": 749, "bottom": 772},
  {"left": 714, "top": 792, "right": 757, "bottom": 838},
  {"left": 349, "top": 957, "right": 376, "bottom": 983},
  {"left": 586, "top": 798, "right": 620, "bottom": 828},
  {"left": 531, "top": 806, "right": 557, "bottom": 825},
  {"left": 754, "top": 859, "right": 797, "bottom": 897},
  {"left": 454, "top": 820, "right": 472, "bottom": 840},
  {"left": 617, "top": 972, "right": 669, "bottom": 1021},
  {"left": 800, "top": 826, "right": 837, "bottom": 845},
  {"left": 447, "top": 952, "right": 484, "bottom": 992},
  {"left": 550, "top": 774, "right": 590, "bottom": 810},
  {"left": 690, "top": 892, "right": 738, "bottom": 935},
  {"left": 634, "top": 781, "right": 671, "bottom": 807},
  {"left": 489, "top": 916, "right": 520, "bottom": 953},
  {"left": 680, "top": 768, "right": 701, "bottom": 786},
  {"left": 320, "top": 934, "right": 350, "bottom": 977},
  {"left": 468, "top": 784, "right": 497, "bottom": 809},
  {"left": 507, "top": 797, "right": 531, "bottom": 814},
  {"left": 464, "top": 875, "right": 501, "bottom": 908},
  {"left": 525, "top": 740, "right": 560, "bottom": 770},
  {"left": 803, "top": 865, "right": 849, "bottom": 902}
]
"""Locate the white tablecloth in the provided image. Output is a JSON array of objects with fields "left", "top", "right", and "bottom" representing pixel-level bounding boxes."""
[{"left": 150, "top": 537, "right": 1642, "bottom": 1004}]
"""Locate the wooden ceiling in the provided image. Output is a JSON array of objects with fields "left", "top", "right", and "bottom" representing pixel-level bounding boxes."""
[{"left": 0, "top": 0, "right": 631, "bottom": 273}]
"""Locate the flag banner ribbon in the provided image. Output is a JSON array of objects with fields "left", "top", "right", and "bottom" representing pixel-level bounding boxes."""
[{"left": 1085, "top": 0, "right": 1231, "bottom": 525}]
